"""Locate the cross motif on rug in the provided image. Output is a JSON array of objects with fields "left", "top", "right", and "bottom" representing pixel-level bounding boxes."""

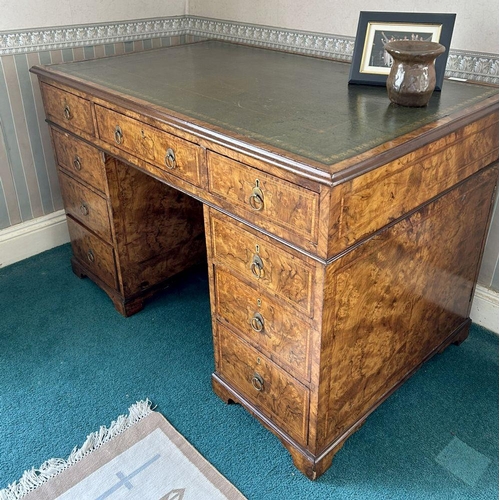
[{"left": 94, "top": 454, "right": 162, "bottom": 499}]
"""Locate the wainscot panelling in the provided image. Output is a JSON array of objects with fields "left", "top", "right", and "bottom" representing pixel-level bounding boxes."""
[{"left": 0, "top": 15, "right": 497, "bottom": 292}]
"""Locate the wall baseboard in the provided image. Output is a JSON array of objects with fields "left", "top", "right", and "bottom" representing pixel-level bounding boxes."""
[
  {"left": 470, "top": 284, "right": 499, "bottom": 334},
  {"left": 1, "top": 211, "right": 498, "bottom": 334},
  {"left": 0, "top": 210, "right": 70, "bottom": 268}
]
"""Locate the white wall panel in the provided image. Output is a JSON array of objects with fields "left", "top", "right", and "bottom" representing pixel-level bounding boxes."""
[
  {"left": 0, "top": 0, "right": 186, "bottom": 31},
  {"left": 189, "top": 0, "right": 499, "bottom": 53}
]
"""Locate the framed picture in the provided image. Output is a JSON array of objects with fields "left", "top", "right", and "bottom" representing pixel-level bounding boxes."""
[{"left": 348, "top": 12, "right": 456, "bottom": 90}]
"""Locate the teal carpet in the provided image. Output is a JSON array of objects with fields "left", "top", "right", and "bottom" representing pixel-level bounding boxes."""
[{"left": 0, "top": 244, "right": 498, "bottom": 499}]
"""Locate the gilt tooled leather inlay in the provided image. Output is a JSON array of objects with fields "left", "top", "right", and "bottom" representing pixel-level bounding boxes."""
[{"left": 54, "top": 41, "right": 498, "bottom": 166}]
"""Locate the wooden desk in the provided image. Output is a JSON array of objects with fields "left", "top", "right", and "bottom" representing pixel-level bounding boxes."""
[{"left": 31, "top": 41, "right": 499, "bottom": 479}]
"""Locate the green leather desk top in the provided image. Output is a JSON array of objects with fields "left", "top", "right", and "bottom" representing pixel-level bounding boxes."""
[{"left": 52, "top": 41, "right": 498, "bottom": 167}]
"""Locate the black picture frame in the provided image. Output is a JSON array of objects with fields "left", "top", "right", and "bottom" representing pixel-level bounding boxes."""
[{"left": 348, "top": 12, "right": 456, "bottom": 91}]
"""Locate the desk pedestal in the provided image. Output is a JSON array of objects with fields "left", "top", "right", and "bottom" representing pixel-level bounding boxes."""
[{"left": 206, "top": 166, "right": 497, "bottom": 479}]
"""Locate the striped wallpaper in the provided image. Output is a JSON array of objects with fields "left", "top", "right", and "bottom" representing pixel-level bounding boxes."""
[
  {"left": 0, "top": 34, "right": 193, "bottom": 229},
  {"left": 0, "top": 16, "right": 498, "bottom": 290}
]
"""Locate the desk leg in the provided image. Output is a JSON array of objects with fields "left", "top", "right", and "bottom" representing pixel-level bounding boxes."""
[
  {"left": 71, "top": 256, "right": 145, "bottom": 316},
  {"left": 437, "top": 318, "right": 471, "bottom": 353}
]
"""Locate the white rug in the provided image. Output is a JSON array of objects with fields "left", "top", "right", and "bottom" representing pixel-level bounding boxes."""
[{"left": 0, "top": 401, "right": 245, "bottom": 500}]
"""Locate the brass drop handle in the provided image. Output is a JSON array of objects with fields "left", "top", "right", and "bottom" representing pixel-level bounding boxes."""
[
  {"left": 250, "top": 254, "right": 264, "bottom": 279},
  {"left": 73, "top": 155, "right": 82, "bottom": 171},
  {"left": 165, "top": 148, "right": 176, "bottom": 169},
  {"left": 114, "top": 125, "right": 123, "bottom": 145},
  {"left": 249, "top": 180, "right": 264, "bottom": 211},
  {"left": 79, "top": 202, "right": 89, "bottom": 216},
  {"left": 250, "top": 312, "right": 265, "bottom": 333},
  {"left": 87, "top": 249, "right": 95, "bottom": 263},
  {"left": 251, "top": 372, "right": 264, "bottom": 392},
  {"left": 63, "top": 104, "right": 72, "bottom": 120}
]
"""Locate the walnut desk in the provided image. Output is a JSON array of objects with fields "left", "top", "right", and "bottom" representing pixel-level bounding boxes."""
[{"left": 31, "top": 41, "right": 499, "bottom": 479}]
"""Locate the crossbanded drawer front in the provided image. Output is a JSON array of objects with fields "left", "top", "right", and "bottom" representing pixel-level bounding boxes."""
[
  {"left": 59, "top": 171, "right": 112, "bottom": 242},
  {"left": 210, "top": 212, "right": 315, "bottom": 318},
  {"left": 41, "top": 83, "right": 94, "bottom": 135},
  {"left": 52, "top": 129, "right": 107, "bottom": 193},
  {"left": 215, "top": 267, "right": 310, "bottom": 382},
  {"left": 207, "top": 152, "right": 319, "bottom": 244},
  {"left": 217, "top": 324, "right": 309, "bottom": 446},
  {"left": 66, "top": 217, "right": 117, "bottom": 290},
  {"left": 94, "top": 105, "right": 203, "bottom": 187}
]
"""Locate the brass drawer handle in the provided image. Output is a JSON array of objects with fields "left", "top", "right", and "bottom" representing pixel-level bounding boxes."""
[
  {"left": 73, "top": 155, "right": 82, "bottom": 171},
  {"left": 79, "top": 202, "right": 89, "bottom": 216},
  {"left": 165, "top": 148, "right": 176, "bottom": 169},
  {"left": 249, "top": 181, "right": 264, "bottom": 211},
  {"left": 114, "top": 125, "right": 123, "bottom": 145},
  {"left": 63, "top": 104, "right": 72, "bottom": 120},
  {"left": 250, "top": 312, "right": 265, "bottom": 333},
  {"left": 251, "top": 373, "right": 264, "bottom": 392},
  {"left": 250, "top": 254, "right": 264, "bottom": 279},
  {"left": 87, "top": 249, "right": 95, "bottom": 263}
]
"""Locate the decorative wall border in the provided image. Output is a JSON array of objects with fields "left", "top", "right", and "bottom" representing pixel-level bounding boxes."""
[
  {"left": 446, "top": 50, "right": 499, "bottom": 85},
  {"left": 186, "top": 17, "right": 355, "bottom": 61},
  {"left": 0, "top": 16, "right": 186, "bottom": 55},
  {"left": 0, "top": 15, "right": 498, "bottom": 83}
]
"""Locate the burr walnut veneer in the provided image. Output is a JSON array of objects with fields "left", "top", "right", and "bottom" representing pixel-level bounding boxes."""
[{"left": 31, "top": 41, "right": 499, "bottom": 479}]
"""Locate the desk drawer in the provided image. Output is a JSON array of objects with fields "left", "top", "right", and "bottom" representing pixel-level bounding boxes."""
[
  {"left": 41, "top": 83, "right": 94, "bottom": 135},
  {"left": 95, "top": 106, "right": 204, "bottom": 187},
  {"left": 67, "top": 217, "right": 117, "bottom": 290},
  {"left": 59, "top": 171, "right": 112, "bottom": 242},
  {"left": 52, "top": 129, "right": 107, "bottom": 193},
  {"left": 207, "top": 152, "right": 319, "bottom": 244},
  {"left": 215, "top": 267, "right": 310, "bottom": 382},
  {"left": 209, "top": 211, "right": 315, "bottom": 317},
  {"left": 217, "top": 323, "right": 309, "bottom": 446}
]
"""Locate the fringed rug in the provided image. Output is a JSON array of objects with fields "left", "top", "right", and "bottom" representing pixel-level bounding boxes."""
[{"left": 0, "top": 400, "right": 245, "bottom": 500}]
